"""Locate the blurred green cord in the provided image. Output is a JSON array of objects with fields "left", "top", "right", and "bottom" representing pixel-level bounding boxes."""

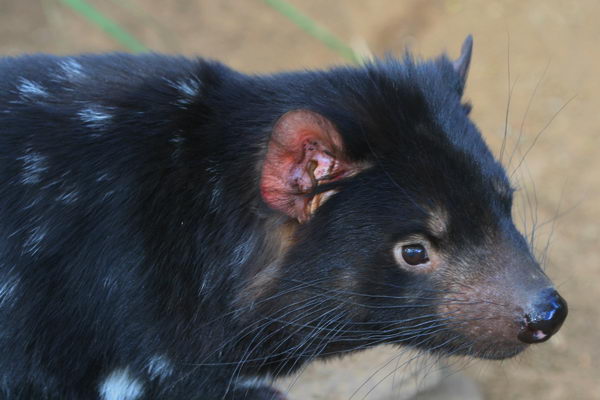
[
  {"left": 58, "top": 0, "right": 148, "bottom": 52},
  {"left": 263, "top": 0, "right": 361, "bottom": 64},
  {"left": 58, "top": 0, "right": 357, "bottom": 61}
]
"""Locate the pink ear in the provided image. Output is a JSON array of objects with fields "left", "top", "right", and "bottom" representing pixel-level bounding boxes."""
[{"left": 260, "top": 110, "right": 356, "bottom": 222}]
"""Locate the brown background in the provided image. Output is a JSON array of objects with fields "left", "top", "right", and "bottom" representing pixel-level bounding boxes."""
[{"left": 1, "top": 0, "right": 598, "bottom": 399}]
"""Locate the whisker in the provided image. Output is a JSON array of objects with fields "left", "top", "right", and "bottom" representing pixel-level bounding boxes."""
[
  {"left": 226, "top": 298, "right": 338, "bottom": 395},
  {"left": 202, "top": 276, "right": 334, "bottom": 325},
  {"left": 540, "top": 179, "right": 567, "bottom": 270},
  {"left": 364, "top": 338, "right": 473, "bottom": 400},
  {"left": 349, "top": 334, "right": 463, "bottom": 400},
  {"left": 507, "top": 59, "right": 551, "bottom": 169},
  {"left": 511, "top": 95, "right": 576, "bottom": 177},
  {"left": 277, "top": 313, "right": 348, "bottom": 391},
  {"left": 499, "top": 31, "right": 513, "bottom": 164}
]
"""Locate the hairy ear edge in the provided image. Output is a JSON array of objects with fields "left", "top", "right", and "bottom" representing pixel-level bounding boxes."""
[{"left": 259, "top": 110, "right": 361, "bottom": 223}]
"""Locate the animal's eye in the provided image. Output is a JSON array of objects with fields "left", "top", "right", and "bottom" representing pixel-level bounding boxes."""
[{"left": 401, "top": 244, "right": 429, "bottom": 265}]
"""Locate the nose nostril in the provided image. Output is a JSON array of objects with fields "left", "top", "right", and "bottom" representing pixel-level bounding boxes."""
[{"left": 518, "top": 290, "right": 568, "bottom": 344}]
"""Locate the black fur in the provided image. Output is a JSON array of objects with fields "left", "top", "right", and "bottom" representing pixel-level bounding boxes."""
[{"left": 0, "top": 47, "right": 558, "bottom": 400}]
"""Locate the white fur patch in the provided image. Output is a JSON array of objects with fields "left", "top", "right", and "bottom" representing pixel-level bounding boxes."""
[
  {"left": 170, "top": 135, "right": 185, "bottom": 161},
  {"left": 170, "top": 78, "right": 201, "bottom": 106},
  {"left": 59, "top": 59, "right": 85, "bottom": 79},
  {"left": 23, "top": 225, "right": 47, "bottom": 256},
  {"left": 206, "top": 165, "right": 222, "bottom": 210},
  {"left": 0, "top": 274, "right": 19, "bottom": 308},
  {"left": 174, "top": 79, "right": 200, "bottom": 97},
  {"left": 232, "top": 237, "right": 255, "bottom": 267},
  {"left": 55, "top": 188, "right": 79, "bottom": 205},
  {"left": 99, "top": 368, "right": 143, "bottom": 400},
  {"left": 102, "top": 190, "right": 115, "bottom": 200},
  {"left": 96, "top": 172, "right": 112, "bottom": 182},
  {"left": 209, "top": 186, "right": 222, "bottom": 210},
  {"left": 236, "top": 376, "right": 269, "bottom": 390},
  {"left": 146, "top": 355, "right": 174, "bottom": 381},
  {"left": 17, "top": 78, "right": 47, "bottom": 98},
  {"left": 78, "top": 106, "right": 111, "bottom": 128},
  {"left": 18, "top": 150, "right": 47, "bottom": 185}
]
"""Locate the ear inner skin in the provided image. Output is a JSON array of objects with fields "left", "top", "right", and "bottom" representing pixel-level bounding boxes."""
[{"left": 260, "top": 110, "right": 357, "bottom": 222}]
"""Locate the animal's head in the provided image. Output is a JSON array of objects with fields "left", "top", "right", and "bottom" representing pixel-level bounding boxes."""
[{"left": 248, "top": 36, "right": 566, "bottom": 363}]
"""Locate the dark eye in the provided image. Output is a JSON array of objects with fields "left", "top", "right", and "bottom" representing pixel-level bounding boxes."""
[{"left": 402, "top": 244, "right": 429, "bottom": 265}]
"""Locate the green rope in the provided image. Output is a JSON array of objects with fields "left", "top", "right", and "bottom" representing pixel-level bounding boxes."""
[
  {"left": 58, "top": 0, "right": 148, "bottom": 52},
  {"left": 263, "top": 0, "right": 361, "bottom": 64}
]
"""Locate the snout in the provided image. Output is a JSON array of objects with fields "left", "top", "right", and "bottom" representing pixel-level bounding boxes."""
[
  {"left": 518, "top": 288, "right": 568, "bottom": 344},
  {"left": 436, "top": 282, "right": 568, "bottom": 359}
]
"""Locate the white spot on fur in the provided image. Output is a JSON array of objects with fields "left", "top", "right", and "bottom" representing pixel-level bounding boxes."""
[
  {"left": 99, "top": 368, "right": 143, "bottom": 400},
  {"left": 18, "top": 78, "right": 47, "bottom": 99},
  {"left": 18, "top": 150, "right": 47, "bottom": 185},
  {"left": 78, "top": 106, "right": 111, "bottom": 128},
  {"left": 23, "top": 225, "right": 47, "bottom": 255},
  {"left": 56, "top": 189, "right": 79, "bottom": 205},
  {"left": 103, "top": 190, "right": 115, "bottom": 201},
  {"left": 170, "top": 135, "right": 184, "bottom": 145},
  {"left": 170, "top": 135, "right": 185, "bottom": 161},
  {"left": 170, "top": 78, "right": 201, "bottom": 107},
  {"left": 236, "top": 375, "right": 273, "bottom": 390},
  {"left": 96, "top": 172, "right": 112, "bottom": 182},
  {"left": 146, "top": 355, "right": 173, "bottom": 381},
  {"left": 41, "top": 179, "right": 61, "bottom": 190},
  {"left": 0, "top": 273, "right": 19, "bottom": 308},
  {"left": 59, "top": 59, "right": 84, "bottom": 79},
  {"left": 22, "top": 196, "right": 42, "bottom": 210},
  {"left": 174, "top": 78, "right": 200, "bottom": 97},
  {"left": 232, "top": 237, "right": 255, "bottom": 267},
  {"left": 209, "top": 184, "right": 222, "bottom": 210},
  {"left": 206, "top": 165, "right": 222, "bottom": 210},
  {"left": 102, "top": 275, "right": 119, "bottom": 296}
]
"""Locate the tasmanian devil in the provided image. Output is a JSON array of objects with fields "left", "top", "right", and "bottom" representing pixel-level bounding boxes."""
[{"left": 0, "top": 36, "right": 567, "bottom": 399}]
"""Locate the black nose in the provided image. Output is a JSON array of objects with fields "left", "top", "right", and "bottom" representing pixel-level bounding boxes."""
[{"left": 518, "top": 289, "right": 568, "bottom": 344}]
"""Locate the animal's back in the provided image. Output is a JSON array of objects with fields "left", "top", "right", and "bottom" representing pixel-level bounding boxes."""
[{"left": 0, "top": 53, "right": 231, "bottom": 399}]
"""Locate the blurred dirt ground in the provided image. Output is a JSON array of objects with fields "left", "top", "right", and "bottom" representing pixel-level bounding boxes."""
[{"left": 1, "top": 0, "right": 598, "bottom": 399}]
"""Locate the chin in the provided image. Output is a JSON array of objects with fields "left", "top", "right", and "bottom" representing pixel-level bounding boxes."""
[
  {"left": 466, "top": 341, "right": 529, "bottom": 360},
  {"left": 407, "top": 336, "right": 529, "bottom": 361}
]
